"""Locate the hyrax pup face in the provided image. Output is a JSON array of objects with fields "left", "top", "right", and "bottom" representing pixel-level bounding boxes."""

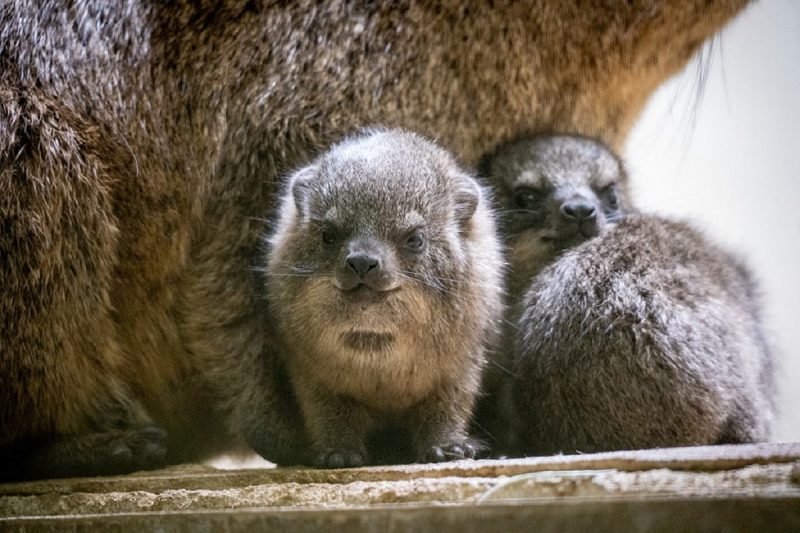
[
  {"left": 267, "top": 130, "right": 482, "bottom": 361},
  {"left": 482, "top": 134, "right": 632, "bottom": 281}
]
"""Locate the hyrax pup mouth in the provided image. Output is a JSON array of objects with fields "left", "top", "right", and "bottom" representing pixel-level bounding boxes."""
[
  {"left": 540, "top": 219, "right": 600, "bottom": 248},
  {"left": 339, "top": 283, "right": 398, "bottom": 305},
  {"left": 349, "top": 287, "right": 397, "bottom": 315}
]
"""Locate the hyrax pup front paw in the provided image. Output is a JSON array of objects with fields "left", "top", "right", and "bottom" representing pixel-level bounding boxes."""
[
  {"left": 311, "top": 447, "right": 367, "bottom": 469},
  {"left": 422, "top": 441, "right": 477, "bottom": 463}
]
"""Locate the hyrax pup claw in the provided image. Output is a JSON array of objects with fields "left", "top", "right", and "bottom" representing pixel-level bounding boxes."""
[
  {"left": 312, "top": 448, "right": 367, "bottom": 469},
  {"left": 423, "top": 442, "right": 476, "bottom": 463}
]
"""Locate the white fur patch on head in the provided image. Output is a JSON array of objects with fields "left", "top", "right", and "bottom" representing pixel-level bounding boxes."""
[
  {"left": 402, "top": 209, "right": 424, "bottom": 229},
  {"left": 515, "top": 169, "right": 541, "bottom": 188},
  {"left": 324, "top": 206, "right": 338, "bottom": 222}
]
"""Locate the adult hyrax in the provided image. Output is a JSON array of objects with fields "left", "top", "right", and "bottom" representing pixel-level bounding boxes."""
[
  {"left": 482, "top": 134, "right": 775, "bottom": 455},
  {"left": 1, "top": 1, "right": 748, "bottom": 479},
  {"left": 265, "top": 129, "right": 503, "bottom": 467}
]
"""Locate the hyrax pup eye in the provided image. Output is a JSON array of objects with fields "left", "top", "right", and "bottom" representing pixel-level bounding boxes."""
[
  {"left": 321, "top": 226, "right": 340, "bottom": 246},
  {"left": 404, "top": 229, "right": 426, "bottom": 252},
  {"left": 600, "top": 183, "right": 619, "bottom": 210},
  {"left": 512, "top": 187, "right": 546, "bottom": 211}
]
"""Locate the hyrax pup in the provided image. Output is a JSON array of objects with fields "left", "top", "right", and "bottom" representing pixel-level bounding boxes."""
[
  {"left": 472, "top": 134, "right": 631, "bottom": 454},
  {"left": 266, "top": 129, "right": 503, "bottom": 468},
  {"left": 482, "top": 134, "right": 774, "bottom": 455}
]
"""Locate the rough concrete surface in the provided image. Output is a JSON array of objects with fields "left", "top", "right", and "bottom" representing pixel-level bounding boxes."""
[{"left": 1, "top": 443, "right": 799, "bottom": 531}]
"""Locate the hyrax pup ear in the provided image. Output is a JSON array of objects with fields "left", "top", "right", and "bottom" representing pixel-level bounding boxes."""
[
  {"left": 290, "top": 164, "right": 318, "bottom": 217},
  {"left": 452, "top": 172, "right": 481, "bottom": 225}
]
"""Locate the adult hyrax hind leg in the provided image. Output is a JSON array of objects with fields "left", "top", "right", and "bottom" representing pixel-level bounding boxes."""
[
  {"left": 1, "top": 428, "right": 167, "bottom": 482},
  {"left": 0, "top": 383, "right": 168, "bottom": 481},
  {"left": 0, "top": 90, "right": 166, "bottom": 480}
]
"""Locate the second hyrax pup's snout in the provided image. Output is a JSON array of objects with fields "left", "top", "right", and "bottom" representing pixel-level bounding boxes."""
[
  {"left": 559, "top": 200, "right": 596, "bottom": 221},
  {"left": 266, "top": 128, "right": 503, "bottom": 468},
  {"left": 554, "top": 190, "right": 602, "bottom": 240}
]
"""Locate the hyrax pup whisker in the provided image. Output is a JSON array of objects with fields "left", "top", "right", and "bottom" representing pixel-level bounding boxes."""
[
  {"left": 397, "top": 269, "right": 502, "bottom": 293},
  {"left": 476, "top": 133, "right": 775, "bottom": 456},
  {"left": 288, "top": 264, "right": 316, "bottom": 274},
  {"left": 395, "top": 270, "right": 478, "bottom": 295},
  {"left": 396, "top": 272, "right": 450, "bottom": 295},
  {"left": 261, "top": 274, "right": 315, "bottom": 279},
  {"left": 500, "top": 318, "right": 521, "bottom": 334},
  {"left": 254, "top": 263, "right": 324, "bottom": 278},
  {"left": 496, "top": 209, "right": 545, "bottom": 216},
  {"left": 486, "top": 357, "right": 518, "bottom": 378},
  {"left": 265, "top": 128, "right": 504, "bottom": 467},
  {"left": 396, "top": 269, "right": 461, "bottom": 285}
]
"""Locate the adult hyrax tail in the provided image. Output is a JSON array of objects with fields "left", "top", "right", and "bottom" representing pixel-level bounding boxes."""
[
  {"left": 481, "top": 133, "right": 775, "bottom": 455},
  {"left": 265, "top": 129, "right": 504, "bottom": 467}
]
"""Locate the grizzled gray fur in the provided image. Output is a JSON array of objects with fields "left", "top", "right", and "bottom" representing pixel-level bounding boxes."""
[
  {"left": 0, "top": 0, "right": 748, "bottom": 479},
  {"left": 479, "top": 134, "right": 774, "bottom": 455},
  {"left": 266, "top": 129, "right": 503, "bottom": 467}
]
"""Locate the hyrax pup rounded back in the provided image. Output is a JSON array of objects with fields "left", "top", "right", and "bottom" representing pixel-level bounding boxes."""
[
  {"left": 483, "top": 133, "right": 774, "bottom": 455},
  {"left": 266, "top": 129, "right": 503, "bottom": 467}
]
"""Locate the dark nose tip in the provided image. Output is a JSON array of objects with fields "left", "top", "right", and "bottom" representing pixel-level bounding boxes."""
[
  {"left": 346, "top": 253, "right": 379, "bottom": 277},
  {"left": 560, "top": 202, "right": 597, "bottom": 221}
]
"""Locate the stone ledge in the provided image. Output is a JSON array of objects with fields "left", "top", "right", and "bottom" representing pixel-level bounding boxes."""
[
  {"left": 1, "top": 443, "right": 799, "bottom": 531},
  {"left": 4, "top": 498, "right": 800, "bottom": 533}
]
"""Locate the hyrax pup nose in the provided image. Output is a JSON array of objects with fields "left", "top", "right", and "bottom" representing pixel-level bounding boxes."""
[
  {"left": 346, "top": 253, "right": 380, "bottom": 277},
  {"left": 560, "top": 202, "right": 597, "bottom": 221}
]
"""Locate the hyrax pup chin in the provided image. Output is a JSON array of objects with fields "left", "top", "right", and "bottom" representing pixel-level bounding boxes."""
[
  {"left": 482, "top": 133, "right": 774, "bottom": 455},
  {"left": 266, "top": 129, "right": 503, "bottom": 468}
]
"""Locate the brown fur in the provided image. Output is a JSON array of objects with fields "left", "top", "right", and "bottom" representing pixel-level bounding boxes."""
[
  {"left": 265, "top": 129, "right": 502, "bottom": 466},
  {"left": 479, "top": 134, "right": 774, "bottom": 456},
  {"left": 0, "top": 1, "right": 748, "bottom": 478}
]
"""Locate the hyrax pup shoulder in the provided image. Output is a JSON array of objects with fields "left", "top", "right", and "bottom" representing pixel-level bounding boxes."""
[
  {"left": 483, "top": 133, "right": 774, "bottom": 455},
  {"left": 266, "top": 129, "right": 504, "bottom": 467}
]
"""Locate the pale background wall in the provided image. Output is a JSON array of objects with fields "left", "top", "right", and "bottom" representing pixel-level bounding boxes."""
[{"left": 625, "top": 0, "right": 799, "bottom": 442}]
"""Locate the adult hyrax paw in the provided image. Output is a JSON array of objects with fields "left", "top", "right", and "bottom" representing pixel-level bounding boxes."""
[
  {"left": 248, "top": 436, "right": 305, "bottom": 467},
  {"left": 311, "top": 448, "right": 367, "bottom": 469},
  {"left": 422, "top": 442, "right": 477, "bottom": 463},
  {"left": 107, "top": 425, "right": 168, "bottom": 470}
]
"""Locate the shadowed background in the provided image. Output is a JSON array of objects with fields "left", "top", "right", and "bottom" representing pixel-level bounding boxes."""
[{"left": 626, "top": 0, "right": 799, "bottom": 442}]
